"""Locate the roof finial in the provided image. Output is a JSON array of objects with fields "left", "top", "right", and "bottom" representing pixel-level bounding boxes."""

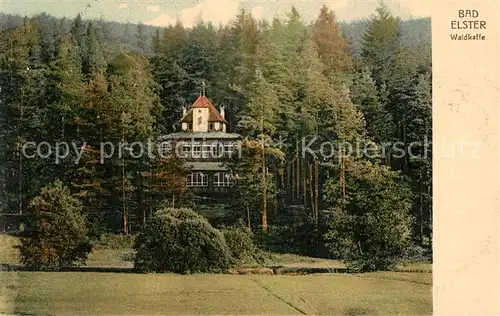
[{"left": 201, "top": 80, "right": 206, "bottom": 97}]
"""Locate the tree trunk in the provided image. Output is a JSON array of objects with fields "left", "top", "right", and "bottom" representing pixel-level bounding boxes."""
[
  {"left": 315, "top": 159, "right": 319, "bottom": 225},
  {"left": 247, "top": 205, "right": 251, "bottom": 231},
  {"left": 122, "top": 125, "right": 128, "bottom": 235},
  {"left": 309, "top": 164, "right": 314, "bottom": 221},
  {"left": 427, "top": 166, "right": 432, "bottom": 238},
  {"left": 303, "top": 157, "right": 307, "bottom": 206},
  {"left": 296, "top": 140, "right": 300, "bottom": 201},
  {"left": 18, "top": 101, "right": 24, "bottom": 215},
  {"left": 419, "top": 168, "right": 424, "bottom": 243},
  {"left": 261, "top": 145, "right": 268, "bottom": 232},
  {"left": 122, "top": 160, "right": 128, "bottom": 235},
  {"left": 340, "top": 157, "right": 346, "bottom": 198},
  {"left": 288, "top": 159, "right": 293, "bottom": 202},
  {"left": 18, "top": 143, "right": 22, "bottom": 215}
]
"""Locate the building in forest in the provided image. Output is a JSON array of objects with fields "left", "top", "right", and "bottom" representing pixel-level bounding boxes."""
[{"left": 159, "top": 93, "right": 241, "bottom": 196}]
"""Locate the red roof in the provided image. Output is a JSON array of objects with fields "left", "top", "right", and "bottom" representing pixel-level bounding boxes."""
[{"left": 181, "top": 96, "right": 227, "bottom": 123}]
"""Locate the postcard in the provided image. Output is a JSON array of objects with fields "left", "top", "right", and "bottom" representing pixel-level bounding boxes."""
[{"left": 0, "top": 0, "right": 498, "bottom": 315}]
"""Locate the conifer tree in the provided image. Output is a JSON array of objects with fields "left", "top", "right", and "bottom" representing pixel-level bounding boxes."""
[
  {"left": 82, "top": 22, "right": 106, "bottom": 76},
  {"left": 361, "top": 3, "right": 401, "bottom": 88},
  {"left": 238, "top": 69, "right": 284, "bottom": 232},
  {"left": 312, "top": 5, "right": 353, "bottom": 74}
]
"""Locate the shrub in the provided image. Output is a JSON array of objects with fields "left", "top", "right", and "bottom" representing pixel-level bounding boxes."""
[
  {"left": 221, "top": 225, "right": 266, "bottom": 264},
  {"left": 18, "top": 180, "right": 92, "bottom": 270},
  {"left": 134, "top": 207, "right": 232, "bottom": 274},
  {"left": 402, "top": 241, "right": 432, "bottom": 262}
]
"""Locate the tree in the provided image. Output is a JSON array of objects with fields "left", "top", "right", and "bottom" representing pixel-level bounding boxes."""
[
  {"left": 361, "top": 3, "right": 401, "bottom": 88},
  {"left": 312, "top": 5, "right": 353, "bottom": 74},
  {"left": 18, "top": 180, "right": 92, "bottom": 270},
  {"left": 69, "top": 13, "right": 86, "bottom": 61},
  {"left": 149, "top": 154, "right": 191, "bottom": 214},
  {"left": 350, "top": 67, "right": 395, "bottom": 144},
  {"left": 324, "top": 160, "right": 413, "bottom": 271},
  {"left": 136, "top": 22, "right": 148, "bottom": 54},
  {"left": 151, "top": 28, "right": 161, "bottom": 54},
  {"left": 82, "top": 22, "right": 106, "bottom": 76},
  {"left": 104, "top": 52, "right": 160, "bottom": 233},
  {"left": 238, "top": 69, "right": 284, "bottom": 232},
  {"left": 0, "top": 19, "right": 49, "bottom": 215},
  {"left": 402, "top": 72, "right": 432, "bottom": 245}
]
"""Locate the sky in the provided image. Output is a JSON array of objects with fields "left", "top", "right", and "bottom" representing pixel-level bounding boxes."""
[{"left": 0, "top": 0, "right": 432, "bottom": 27}]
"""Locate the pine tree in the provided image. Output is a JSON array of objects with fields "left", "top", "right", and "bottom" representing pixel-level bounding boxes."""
[
  {"left": 82, "top": 22, "right": 106, "bottom": 76},
  {"left": 324, "top": 160, "right": 413, "bottom": 271},
  {"left": 104, "top": 52, "right": 160, "bottom": 233},
  {"left": 0, "top": 19, "right": 47, "bottom": 214},
  {"left": 350, "top": 67, "right": 395, "bottom": 144},
  {"left": 238, "top": 69, "right": 284, "bottom": 232},
  {"left": 361, "top": 3, "right": 402, "bottom": 88},
  {"left": 136, "top": 22, "right": 148, "bottom": 55},
  {"left": 69, "top": 13, "right": 86, "bottom": 62},
  {"left": 312, "top": 5, "right": 353, "bottom": 74}
]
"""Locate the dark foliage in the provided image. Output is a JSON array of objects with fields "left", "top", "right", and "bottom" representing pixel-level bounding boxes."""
[
  {"left": 18, "top": 180, "right": 92, "bottom": 270},
  {"left": 134, "top": 207, "right": 232, "bottom": 273}
]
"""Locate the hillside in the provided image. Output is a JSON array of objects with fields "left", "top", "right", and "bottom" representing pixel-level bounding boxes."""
[{"left": 0, "top": 12, "right": 430, "bottom": 57}]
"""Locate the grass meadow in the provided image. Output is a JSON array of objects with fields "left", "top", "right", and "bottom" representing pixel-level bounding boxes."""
[{"left": 0, "top": 234, "right": 432, "bottom": 315}]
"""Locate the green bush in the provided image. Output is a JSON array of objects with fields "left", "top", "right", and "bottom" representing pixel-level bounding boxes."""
[
  {"left": 402, "top": 242, "right": 432, "bottom": 262},
  {"left": 18, "top": 180, "right": 92, "bottom": 270},
  {"left": 134, "top": 207, "right": 232, "bottom": 274},
  {"left": 221, "top": 225, "right": 266, "bottom": 264}
]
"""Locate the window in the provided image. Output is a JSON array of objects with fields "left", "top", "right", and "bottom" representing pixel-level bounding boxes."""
[
  {"left": 209, "top": 123, "right": 214, "bottom": 131},
  {"left": 179, "top": 143, "right": 190, "bottom": 157},
  {"left": 202, "top": 145, "right": 211, "bottom": 158},
  {"left": 188, "top": 123, "right": 193, "bottom": 131},
  {"left": 158, "top": 141, "right": 171, "bottom": 155},
  {"left": 213, "top": 172, "right": 233, "bottom": 187},
  {"left": 197, "top": 116, "right": 202, "bottom": 126},
  {"left": 187, "top": 172, "right": 208, "bottom": 187},
  {"left": 192, "top": 145, "right": 201, "bottom": 158},
  {"left": 224, "top": 144, "right": 234, "bottom": 158},
  {"left": 212, "top": 142, "right": 224, "bottom": 158}
]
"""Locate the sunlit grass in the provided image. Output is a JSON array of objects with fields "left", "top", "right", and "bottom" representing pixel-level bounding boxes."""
[{"left": 2, "top": 272, "right": 431, "bottom": 315}]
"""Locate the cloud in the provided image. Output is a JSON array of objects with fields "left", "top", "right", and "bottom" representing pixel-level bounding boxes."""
[
  {"left": 180, "top": 0, "right": 240, "bottom": 27},
  {"left": 251, "top": 6, "right": 263, "bottom": 20},
  {"left": 146, "top": 5, "right": 160, "bottom": 12},
  {"left": 118, "top": 3, "right": 128, "bottom": 9},
  {"left": 144, "top": 14, "right": 175, "bottom": 27}
]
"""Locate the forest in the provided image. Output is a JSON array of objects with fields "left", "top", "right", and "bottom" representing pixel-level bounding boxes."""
[{"left": 0, "top": 4, "right": 432, "bottom": 268}]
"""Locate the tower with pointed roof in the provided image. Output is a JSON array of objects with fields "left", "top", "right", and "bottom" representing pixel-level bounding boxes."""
[
  {"left": 179, "top": 95, "right": 228, "bottom": 133},
  {"left": 160, "top": 89, "right": 241, "bottom": 196}
]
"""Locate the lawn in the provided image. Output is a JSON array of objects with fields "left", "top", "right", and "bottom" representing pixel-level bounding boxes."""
[
  {"left": 0, "top": 234, "right": 432, "bottom": 315},
  {"left": 1, "top": 272, "right": 431, "bottom": 315}
]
